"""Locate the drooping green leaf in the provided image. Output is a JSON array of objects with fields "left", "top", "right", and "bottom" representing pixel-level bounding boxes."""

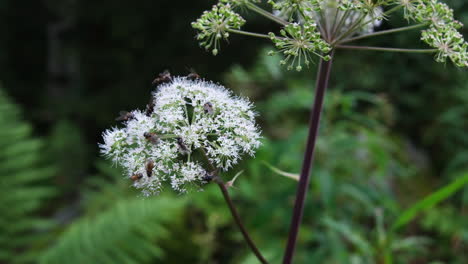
[
  {"left": 392, "top": 173, "right": 468, "bottom": 231},
  {"left": 262, "top": 161, "right": 299, "bottom": 181}
]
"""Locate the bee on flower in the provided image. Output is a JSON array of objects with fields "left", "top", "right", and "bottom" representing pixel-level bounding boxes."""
[{"left": 100, "top": 76, "right": 261, "bottom": 195}]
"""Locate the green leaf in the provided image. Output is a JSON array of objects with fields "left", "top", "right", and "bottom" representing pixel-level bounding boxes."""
[
  {"left": 262, "top": 161, "right": 299, "bottom": 181},
  {"left": 40, "top": 197, "right": 186, "bottom": 264},
  {"left": 323, "top": 218, "right": 373, "bottom": 256},
  {"left": 392, "top": 172, "right": 468, "bottom": 231}
]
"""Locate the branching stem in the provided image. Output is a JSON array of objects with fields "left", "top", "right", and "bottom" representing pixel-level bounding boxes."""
[
  {"left": 331, "top": 5, "right": 405, "bottom": 45},
  {"left": 228, "top": 29, "right": 271, "bottom": 39},
  {"left": 200, "top": 149, "right": 269, "bottom": 264},
  {"left": 215, "top": 180, "right": 269, "bottom": 264},
  {"left": 337, "top": 45, "right": 437, "bottom": 53},
  {"left": 341, "top": 23, "right": 428, "bottom": 44},
  {"left": 246, "top": 2, "right": 289, "bottom": 26}
]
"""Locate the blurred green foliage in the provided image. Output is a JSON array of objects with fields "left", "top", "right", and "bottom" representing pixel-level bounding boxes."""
[
  {"left": 0, "top": 0, "right": 467, "bottom": 263},
  {"left": 0, "top": 89, "right": 56, "bottom": 263}
]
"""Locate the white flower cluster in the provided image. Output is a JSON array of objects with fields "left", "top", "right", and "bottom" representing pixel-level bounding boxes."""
[{"left": 100, "top": 77, "right": 261, "bottom": 195}]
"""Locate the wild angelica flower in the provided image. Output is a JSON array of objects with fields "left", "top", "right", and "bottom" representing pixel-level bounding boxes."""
[
  {"left": 100, "top": 77, "right": 261, "bottom": 195},
  {"left": 409, "top": 0, "right": 460, "bottom": 28},
  {"left": 268, "top": 21, "right": 331, "bottom": 71},
  {"left": 193, "top": 0, "right": 468, "bottom": 69},
  {"left": 191, "top": 3, "right": 246, "bottom": 56},
  {"left": 421, "top": 26, "right": 468, "bottom": 67},
  {"left": 401, "top": 0, "right": 467, "bottom": 66}
]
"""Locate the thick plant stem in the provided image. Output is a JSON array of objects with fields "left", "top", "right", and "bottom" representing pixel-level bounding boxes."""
[
  {"left": 200, "top": 149, "right": 269, "bottom": 264},
  {"left": 216, "top": 179, "right": 269, "bottom": 264},
  {"left": 282, "top": 52, "right": 335, "bottom": 264}
]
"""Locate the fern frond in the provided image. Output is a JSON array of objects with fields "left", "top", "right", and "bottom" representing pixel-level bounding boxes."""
[
  {"left": 40, "top": 197, "right": 186, "bottom": 264},
  {"left": 0, "top": 88, "right": 56, "bottom": 263}
]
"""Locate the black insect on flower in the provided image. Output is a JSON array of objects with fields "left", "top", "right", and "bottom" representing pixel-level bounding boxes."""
[
  {"left": 144, "top": 132, "right": 159, "bottom": 144},
  {"left": 152, "top": 70, "right": 173, "bottom": 87},
  {"left": 115, "top": 111, "right": 135, "bottom": 122}
]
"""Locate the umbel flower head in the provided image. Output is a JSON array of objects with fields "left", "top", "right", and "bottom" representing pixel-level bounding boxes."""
[
  {"left": 193, "top": 0, "right": 468, "bottom": 69},
  {"left": 191, "top": 3, "right": 246, "bottom": 56},
  {"left": 100, "top": 76, "right": 261, "bottom": 195}
]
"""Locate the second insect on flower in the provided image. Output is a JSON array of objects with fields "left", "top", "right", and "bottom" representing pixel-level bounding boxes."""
[{"left": 100, "top": 77, "right": 262, "bottom": 195}]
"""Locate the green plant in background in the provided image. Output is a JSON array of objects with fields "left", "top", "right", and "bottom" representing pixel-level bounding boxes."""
[
  {"left": 225, "top": 54, "right": 413, "bottom": 263},
  {"left": 193, "top": 1, "right": 468, "bottom": 263},
  {"left": 7, "top": 48, "right": 466, "bottom": 264},
  {"left": 41, "top": 185, "right": 187, "bottom": 263},
  {"left": 0, "top": 88, "right": 56, "bottom": 263},
  {"left": 39, "top": 161, "right": 194, "bottom": 264},
  {"left": 223, "top": 51, "right": 468, "bottom": 263}
]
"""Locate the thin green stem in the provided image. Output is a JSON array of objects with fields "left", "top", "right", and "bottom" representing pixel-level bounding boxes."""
[
  {"left": 384, "top": 250, "right": 394, "bottom": 264},
  {"left": 228, "top": 29, "right": 271, "bottom": 39},
  {"left": 183, "top": 102, "right": 190, "bottom": 125},
  {"left": 337, "top": 45, "right": 437, "bottom": 53},
  {"left": 332, "top": 13, "right": 366, "bottom": 45},
  {"left": 330, "top": 8, "right": 340, "bottom": 38},
  {"left": 384, "top": 4, "right": 405, "bottom": 17},
  {"left": 332, "top": 5, "right": 405, "bottom": 45},
  {"left": 325, "top": 8, "right": 337, "bottom": 40},
  {"left": 246, "top": 2, "right": 289, "bottom": 26},
  {"left": 314, "top": 10, "right": 329, "bottom": 40},
  {"left": 358, "top": 4, "right": 405, "bottom": 31},
  {"left": 215, "top": 181, "right": 269, "bottom": 264},
  {"left": 318, "top": 9, "right": 330, "bottom": 41},
  {"left": 340, "top": 23, "right": 428, "bottom": 44},
  {"left": 200, "top": 149, "right": 269, "bottom": 264},
  {"left": 332, "top": 9, "right": 351, "bottom": 38}
]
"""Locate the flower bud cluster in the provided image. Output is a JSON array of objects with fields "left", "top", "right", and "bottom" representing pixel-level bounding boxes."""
[
  {"left": 421, "top": 26, "right": 467, "bottom": 67},
  {"left": 400, "top": 0, "right": 467, "bottom": 67},
  {"left": 100, "top": 77, "right": 261, "bottom": 195},
  {"left": 191, "top": 3, "right": 246, "bottom": 56},
  {"left": 193, "top": 0, "right": 467, "bottom": 68},
  {"left": 268, "top": 21, "right": 332, "bottom": 71}
]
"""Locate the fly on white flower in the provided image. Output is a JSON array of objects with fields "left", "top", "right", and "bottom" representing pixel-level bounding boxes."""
[{"left": 100, "top": 76, "right": 262, "bottom": 195}]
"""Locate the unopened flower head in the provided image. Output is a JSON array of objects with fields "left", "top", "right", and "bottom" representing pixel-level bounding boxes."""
[
  {"left": 191, "top": 3, "right": 246, "bottom": 56},
  {"left": 268, "top": 21, "right": 331, "bottom": 71},
  {"left": 100, "top": 77, "right": 261, "bottom": 195},
  {"left": 421, "top": 26, "right": 468, "bottom": 67},
  {"left": 400, "top": 0, "right": 468, "bottom": 66},
  {"left": 193, "top": 0, "right": 468, "bottom": 69}
]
